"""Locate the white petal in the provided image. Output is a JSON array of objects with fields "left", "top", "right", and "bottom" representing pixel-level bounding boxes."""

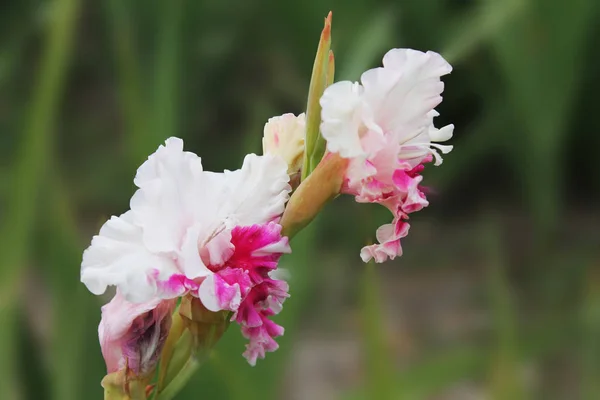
[
  {"left": 367, "top": 49, "right": 452, "bottom": 140},
  {"left": 220, "top": 153, "right": 291, "bottom": 226},
  {"left": 130, "top": 137, "right": 207, "bottom": 254},
  {"left": 82, "top": 138, "right": 293, "bottom": 302},
  {"left": 320, "top": 81, "right": 366, "bottom": 158},
  {"left": 178, "top": 223, "right": 214, "bottom": 279},
  {"left": 201, "top": 228, "right": 235, "bottom": 266},
  {"left": 81, "top": 211, "right": 179, "bottom": 303},
  {"left": 429, "top": 124, "right": 454, "bottom": 142},
  {"left": 198, "top": 275, "right": 220, "bottom": 312},
  {"left": 383, "top": 49, "right": 451, "bottom": 75},
  {"left": 252, "top": 239, "right": 291, "bottom": 256},
  {"left": 269, "top": 267, "right": 291, "bottom": 281}
]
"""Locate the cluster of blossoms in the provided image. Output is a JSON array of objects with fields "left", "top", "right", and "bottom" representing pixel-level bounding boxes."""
[{"left": 80, "top": 12, "right": 453, "bottom": 399}]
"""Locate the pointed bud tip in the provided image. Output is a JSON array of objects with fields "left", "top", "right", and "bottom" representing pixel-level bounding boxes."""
[
  {"left": 322, "top": 11, "right": 332, "bottom": 40},
  {"left": 146, "top": 384, "right": 156, "bottom": 398}
]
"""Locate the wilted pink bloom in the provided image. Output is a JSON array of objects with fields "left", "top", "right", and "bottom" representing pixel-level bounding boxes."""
[
  {"left": 82, "top": 138, "right": 292, "bottom": 363},
  {"left": 320, "top": 49, "right": 454, "bottom": 262},
  {"left": 99, "top": 292, "right": 175, "bottom": 375}
]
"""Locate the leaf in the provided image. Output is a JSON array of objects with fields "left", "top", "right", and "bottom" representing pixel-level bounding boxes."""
[
  {"left": 0, "top": 0, "right": 81, "bottom": 397},
  {"left": 361, "top": 263, "right": 395, "bottom": 400}
]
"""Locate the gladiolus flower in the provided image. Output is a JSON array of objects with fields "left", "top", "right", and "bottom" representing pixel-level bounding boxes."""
[
  {"left": 82, "top": 137, "right": 292, "bottom": 363},
  {"left": 320, "top": 48, "right": 454, "bottom": 262}
]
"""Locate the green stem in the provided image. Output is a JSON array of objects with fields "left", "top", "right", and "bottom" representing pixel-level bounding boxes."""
[
  {"left": 156, "top": 356, "right": 202, "bottom": 400},
  {"left": 157, "top": 306, "right": 186, "bottom": 390}
]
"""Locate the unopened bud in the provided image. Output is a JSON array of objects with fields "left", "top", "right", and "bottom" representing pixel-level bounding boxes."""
[
  {"left": 262, "top": 113, "right": 306, "bottom": 178},
  {"left": 99, "top": 293, "right": 175, "bottom": 399},
  {"left": 280, "top": 152, "right": 348, "bottom": 238}
]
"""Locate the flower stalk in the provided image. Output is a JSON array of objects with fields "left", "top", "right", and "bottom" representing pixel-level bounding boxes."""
[
  {"left": 156, "top": 305, "right": 186, "bottom": 391},
  {"left": 153, "top": 296, "right": 230, "bottom": 399}
]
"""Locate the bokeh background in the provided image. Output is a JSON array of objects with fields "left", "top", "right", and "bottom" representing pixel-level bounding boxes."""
[{"left": 1, "top": 0, "right": 599, "bottom": 399}]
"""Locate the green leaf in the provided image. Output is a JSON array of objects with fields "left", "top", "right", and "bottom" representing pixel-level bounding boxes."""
[
  {"left": 361, "top": 263, "right": 395, "bottom": 400},
  {"left": 152, "top": 0, "right": 184, "bottom": 142},
  {"left": 104, "top": 0, "right": 151, "bottom": 168},
  {"left": 581, "top": 267, "right": 600, "bottom": 400},
  {"left": 483, "top": 217, "right": 527, "bottom": 400},
  {"left": 337, "top": 9, "right": 394, "bottom": 81},
  {"left": 0, "top": 0, "right": 81, "bottom": 397}
]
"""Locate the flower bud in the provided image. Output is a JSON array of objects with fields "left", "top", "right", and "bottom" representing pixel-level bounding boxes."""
[
  {"left": 98, "top": 292, "right": 175, "bottom": 398},
  {"left": 262, "top": 113, "right": 306, "bottom": 177},
  {"left": 280, "top": 152, "right": 348, "bottom": 238}
]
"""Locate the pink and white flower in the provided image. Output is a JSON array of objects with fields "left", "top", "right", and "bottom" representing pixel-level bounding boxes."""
[
  {"left": 320, "top": 49, "right": 454, "bottom": 262},
  {"left": 82, "top": 137, "right": 292, "bottom": 364}
]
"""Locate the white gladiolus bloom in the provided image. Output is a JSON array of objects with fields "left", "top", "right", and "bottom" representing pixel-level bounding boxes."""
[
  {"left": 81, "top": 137, "right": 291, "bottom": 303},
  {"left": 82, "top": 138, "right": 294, "bottom": 365},
  {"left": 320, "top": 49, "right": 454, "bottom": 263}
]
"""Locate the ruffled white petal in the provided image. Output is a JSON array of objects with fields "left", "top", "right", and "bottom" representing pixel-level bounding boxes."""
[
  {"left": 221, "top": 153, "right": 290, "bottom": 226},
  {"left": 81, "top": 211, "right": 179, "bottom": 303},
  {"left": 130, "top": 138, "right": 208, "bottom": 254},
  {"left": 320, "top": 81, "right": 366, "bottom": 158},
  {"left": 81, "top": 138, "right": 291, "bottom": 302},
  {"left": 430, "top": 124, "right": 454, "bottom": 142},
  {"left": 178, "top": 223, "right": 215, "bottom": 279},
  {"left": 371, "top": 49, "right": 451, "bottom": 144},
  {"left": 321, "top": 48, "right": 453, "bottom": 166}
]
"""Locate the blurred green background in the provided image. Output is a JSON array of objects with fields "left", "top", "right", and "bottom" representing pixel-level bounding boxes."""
[{"left": 1, "top": 0, "right": 599, "bottom": 399}]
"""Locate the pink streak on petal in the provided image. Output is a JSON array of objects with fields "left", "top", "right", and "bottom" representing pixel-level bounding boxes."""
[{"left": 154, "top": 271, "right": 200, "bottom": 298}]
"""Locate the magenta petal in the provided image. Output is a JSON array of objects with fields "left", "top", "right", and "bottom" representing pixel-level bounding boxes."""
[
  {"left": 227, "top": 222, "right": 290, "bottom": 274},
  {"left": 201, "top": 221, "right": 290, "bottom": 364}
]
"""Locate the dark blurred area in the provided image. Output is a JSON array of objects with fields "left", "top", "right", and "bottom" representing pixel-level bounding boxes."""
[{"left": 0, "top": 0, "right": 599, "bottom": 399}]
